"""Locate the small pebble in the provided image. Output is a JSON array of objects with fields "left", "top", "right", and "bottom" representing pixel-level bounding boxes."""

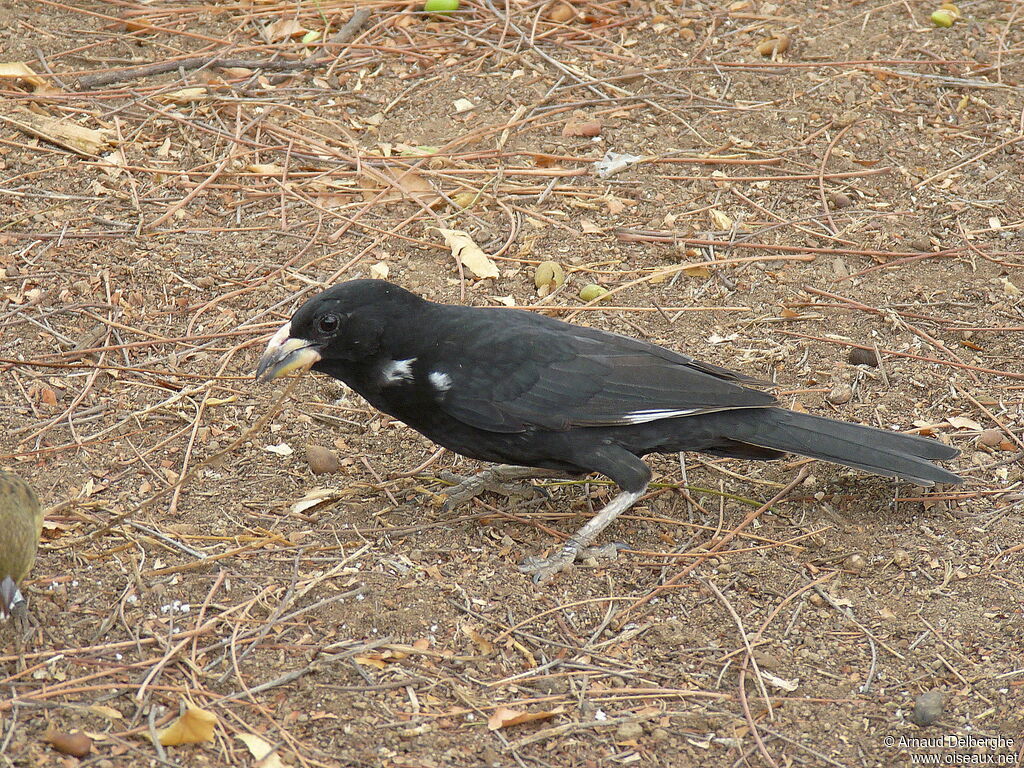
[
  {"left": 305, "top": 444, "right": 340, "bottom": 475},
  {"left": 909, "top": 236, "right": 932, "bottom": 252},
  {"left": 615, "top": 721, "right": 644, "bottom": 741},
  {"left": 848, "top": 347, "right": 879, "bottom": 367},
  {"left": 893, "top": 549, "right": 912, "bottom": 569},
  {"left": 912, "top": 690, "right": 945, "bottom": 726}
]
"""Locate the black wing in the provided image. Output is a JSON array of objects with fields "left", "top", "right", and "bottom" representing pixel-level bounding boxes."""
[{"left": 427, "top": 309, "right": 776, "bottom": 434}]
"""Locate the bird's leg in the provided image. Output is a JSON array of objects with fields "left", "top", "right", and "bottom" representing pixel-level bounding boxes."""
[
  {"left": 440, "top": 465, "right": 563, "bottom": 509},
  {"left": 519, "top": 486, "right": 647, "bottom": 584}
]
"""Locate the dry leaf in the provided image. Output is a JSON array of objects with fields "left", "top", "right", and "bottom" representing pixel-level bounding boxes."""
[
  {"left": 580, "top": 220, "right": 602, "bottom": 234},
  {"left": 487, "top": 706, "right": 562, "bottom": 731},
  {"left": 604, "top": 196, "right": 627, "bottom": 215},
  {"left": 0, "top": 61, "right": 58, "bottom": 93},
  {"left": 463, "top": 625, "right": 495, "bottom": 655},
  {"left": 594, "top": 151, "right": 642, "bottom": 178},
  {"left": 709, "top": 209, "right": 734, "bottom": 230},
  {"left": 436, "top": 228, "right": 499, "bottom": 279},
  {"left": 238, "top": 734, "right": 290, "bottom": 768},
  {"left": 290, "top": 488, "right": 346, "bottom": 515},
  {"left": 360, "top": 167, "right": 438, "bottom": 206},
  {"left": 157, "top": 87, "right": 208, "bottom": 104},
  {"left": 264, "top": 442, "right": 293, "bottom": 456},
  {"left": 999, "top": 277, "right": 1021, "bottom": 296},
  {"left": 157, "top": 704, "right": 218, "bottom": 746},
  {"left": 761, "top": 671, "right": 799, "bottom": 692},
  {"left": 246, "top": 163, "right": 285, "bottom": 175},
  {"left": 707, "top": 332, "right": 739, "bottom": 344},
  {"left": 87, "top": 704, "right": 123, "bottom": 721},
  {"left": 354, "top": 655, "right": 388, "bottom": 670},
  {"left": 947, "top": 416, "right": 983, "bottom": 431},
  {"left": 681, "top": 264, "right": 711, "bottom": 278},
  {"left": 354, "top": 649, "right": 407, "bottom": 669},
  {"left": 266, "top": 18, "right": 309, "bottom": 41}
]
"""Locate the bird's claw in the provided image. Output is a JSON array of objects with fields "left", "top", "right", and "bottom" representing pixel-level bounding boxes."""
[
  {"left": 440, "top": 470, "right": 549, "bottom": 510},
  {"left": 519, "top": 552, "right": 576, "bottom": 585},
  {"left": 519, "top": 541, "right": 628, "bottom": 584}
]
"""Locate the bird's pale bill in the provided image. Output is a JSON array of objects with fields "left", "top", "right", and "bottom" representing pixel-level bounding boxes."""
[{"left": 255, "top": 322, "right": 321, "bottom": 382}]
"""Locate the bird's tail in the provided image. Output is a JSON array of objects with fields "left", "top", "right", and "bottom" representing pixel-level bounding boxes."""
[{"left": 717, "top": 408, "right": 961, "bottom": 486}]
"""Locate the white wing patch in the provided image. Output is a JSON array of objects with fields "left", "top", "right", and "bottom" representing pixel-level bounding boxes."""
[
  {"left": 428, "top": 371, "right": 452, "bottom": 392},
  {"left": 619, "top": 408, "right": 700, "bottom": 425},
  {"left": 381, "top": 357, "right": 416, "bottom": 385}
]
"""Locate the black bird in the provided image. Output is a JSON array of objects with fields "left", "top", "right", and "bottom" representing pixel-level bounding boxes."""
[{"left": 256, "top": 280, "right": 961, "bottom": 582}]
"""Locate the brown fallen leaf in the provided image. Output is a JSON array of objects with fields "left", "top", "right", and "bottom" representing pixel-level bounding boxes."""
[
  {"left": 354, "top": 648, "right": 408, "bottom": 670},
  {"left": 947, "top": 415, "right": 983, "bottom": 431},
  {"left": 360, "top": 166, "right": 439, "bottom": 206},
  {"left": 487, "top": 706, "right": 563, "bottom": 731},
  {"left": 463, "top": 624, "right": 495, "bottom": 655},
  {"left": 156, "top": 87, "right": 208, "bottom": 104},
  {"left": 681, "top": 264, "right": 711, "bottom": 278},
  {"left": 0, "top": 61, "right": 59, "bottom": 94},
  {"left": 238, "top": 733, "right": 290, "bottom": 768},
  {"left": 436, "top": 228, "right": 500, "bottom": 279},
  {"left": 157, "top": 703, "right": 218, "bottom": 746},
  {"left": 266, "top": 18, "right": 309, "bottom": 41}
]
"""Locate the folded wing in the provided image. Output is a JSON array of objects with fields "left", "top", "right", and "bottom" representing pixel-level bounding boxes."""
[{"left": 431, "top": 315, "right": 776, "bottom": 433}]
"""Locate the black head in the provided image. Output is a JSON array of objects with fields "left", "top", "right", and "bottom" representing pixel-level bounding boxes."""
[{"left": 256, "top": 280, "right": 423, "bottom": 381}]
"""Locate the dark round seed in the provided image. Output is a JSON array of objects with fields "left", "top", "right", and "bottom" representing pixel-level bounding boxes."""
[{"left": 848, "top": 347, "right": 879, "bottom": 367}]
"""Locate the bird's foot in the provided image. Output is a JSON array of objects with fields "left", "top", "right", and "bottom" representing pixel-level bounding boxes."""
[
  {"left": 519, "top": 541, "right": 627, "bottom": 585},
  {"left": 9, "top": 600, "right": 32, "bottom": 646},
  {"left": 439, "top": 466, "right": 551, "bottom": 510}
]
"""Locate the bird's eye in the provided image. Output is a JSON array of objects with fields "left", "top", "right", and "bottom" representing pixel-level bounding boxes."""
[{"left": 316, "top": 313, "right": 341, "bottom": 335}]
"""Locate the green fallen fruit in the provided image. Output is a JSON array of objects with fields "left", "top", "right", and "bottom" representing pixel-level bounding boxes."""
[
  {"left": 930, "top": 9, "right": 955, "bottom": 26},
  {"left": 424, "top": 0, "right": 459, "bottom": 13},
  {"left": 579, "top": 284, "right": 609, "bottom": 302},
  {"left": 534, "top": 261, "right": 565, "bottom": 291}
]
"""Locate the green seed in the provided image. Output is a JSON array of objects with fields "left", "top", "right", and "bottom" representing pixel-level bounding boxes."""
[
  {"left": 579, "top": 284, "right": 609, "bottom": 302},
  {"left": 534, "top": 261, "right": 565, "bottom": 291},
  {"left": 424, "top": 0, "right": 459, "bottom": 13},
  {"left": 930, "top": 9, "right": 955, "bottom": 26}
]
